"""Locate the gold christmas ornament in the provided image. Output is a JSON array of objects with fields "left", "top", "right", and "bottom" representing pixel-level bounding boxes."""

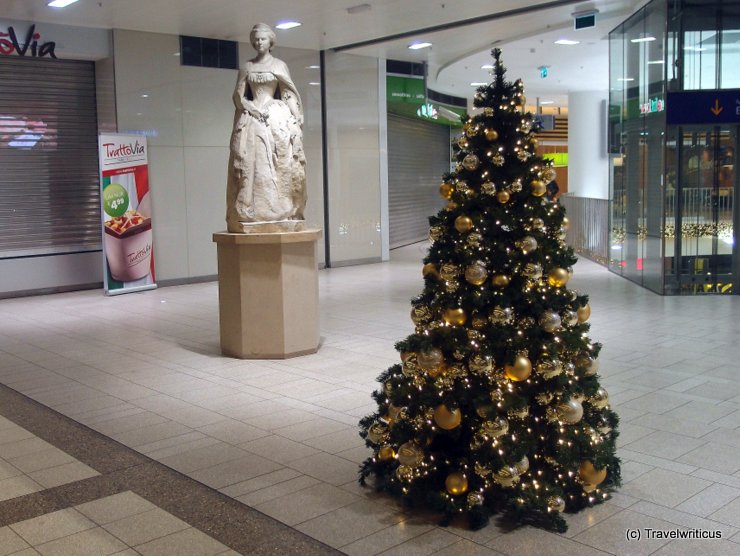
[
  {"left": 585, "top": 357, "right": 600, "bottom": 376},
  {"left": 467, "top": 232, "right": 483, "bottom": 247},
  {"left": 387, "top": 404, "right": 405, "bottom": 422},
  {"left": 367, "top": 422, "right": 390, "bottom": 444},
  {"left": 547, "top": 496, "right": 566, "bottom": 513},
  {"left": 442, "top": 307, "right": 467, "bottom": 326},
  {"left": 590, "top": 387, "right": 609, "bottom": 408},
  {"left": 539, "top": 311, "right": 562, "bottom": 333},
  {"left": 582, "top": 482, "right": 598, "bottom": 493},
  {"left": 532, "top": 217, "right": 545, "bottom": 230},
  {"left": 577, "top": 303, "right": 592, "bottom": 322},
  {"left": 482, "top": 417, "right": 509, "bottom": 438},
  {"left": 402, "top": 356, "right": 420, "bottom": 377},
  {"left": 417, "top": 347, "right": 445, "bottom": 373},
  {"left": 484, "top": 107, "right": 494, "bottom": 116},
  {"left": 467, "top": 491, "right": 485, "bottom": 507},
  {"left": 562, "top": 216, "right": 571, "bottom": 230},
  {"left": 531, "top": 180, "right": 547, "bottom": 197},
  {"left": 377, "top": 446, "right": 396, "bottom": 461},
  {"left": 439, "top": 263, "right": 459, "bottom": 281},
  {"left": 496, "top": 190, "right": 510, "bottom": 203},
  {"left": 564, "top": 310, "right": 579, "bottom": 326},
  {"left": 446, "top": 201, "right": 458, "bottom": 211},
  {"left": 537, "top": 359, "right": 563, "bottom": 379},
  {"left": 519, "top": 235, "right": 538, "bottom": 253},
  {"left": 439, "top": 182, "right": 455, "bottom": 199},
  {"left": 481, "top": 181, "right": 496, "bottom": 195},
  {"left": 547, "top": 268, "right": 570, "bottom": 288},
  {"left": 484, "top": 128, "right": 499, "bottom": 141},
  {"left": 454, "top": 215, "right": 474, "bottom": 233},
  {"left": 579, "top": 460, "right": 607, "bottom": 484},
  {"left": 511, "top": 179, "right": 523, "bottom": 192},
  {"left": 464, "top": 262, "right": 488, "bottom": 286},
  {"left": 465, "top": 125, "right": 477, "bottom": 138},
  {"left": 396, "top": 465, "right": 415, "bottom": 481},
  {"left": 522, "top": 263, "right": 543, "bottom": 280},
  {"left": 433, "top": 404, "right": 462, "bottom": 430},
  {"left": 491, "top": 274, "right": 511, "bottom": 287},
  {"left": 462, "top": 154, "right": 480, "bottom": 171},
  {"left": 520, "top": 120, "right": 533, "bottom": 133},
  {"left": 529, "top": 137, "right": 539, "bottom": 149},
  {"left": 445, "top": 472, "right": 469, "bottom": 495},
  {"left": 469, "top": 354, "right": 494, "bottom": 375},
  {"left": 504, "top": 355, "right": 532, "bottom": 381},
  {"left": 410, "top": 305, "right": 432, "bottom": 325},
  {"left": 517, "top": 149, "right": 531, "bottom": 162},
  {"left": 397, "top": 441, "right": 424, "bottom": 467},
  {"left": 515, "top": 455, "right": 530, "bottom": 474},
  {"left": 489, "top": 306, "right": 513, "bottom": 324},
  {"left": 457, "top": 136, "right": 468, "bottom": 149},
  {"left": 400, "top": 351, "right": 413, "bottom": 362},
  {"left": 492, "top": 153, "right": 505, "bottom": 166},
  {"left": 422, "top": 263, "right": 438, "bottom": 278},
  {"left": 557, "top": 398, "right": 584, "bottom": 424},
  {"left": 471, "top": 315, "right": 487, "bottom": 329},
  {"left": 493, "top": 465, "right": 520, "bottom": 487},
  {"left": 429, "top": 225, "right": 444, "bottom": 241}
]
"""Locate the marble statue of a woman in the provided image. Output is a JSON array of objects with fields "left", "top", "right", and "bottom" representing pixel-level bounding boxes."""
[{"left": 226, "top": 23, "right": 306, "bottom": 232}]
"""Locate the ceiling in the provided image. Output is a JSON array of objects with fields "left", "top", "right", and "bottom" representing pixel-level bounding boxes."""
[{"left": 0, "top": 0, "right": 647, "bottom": 108}]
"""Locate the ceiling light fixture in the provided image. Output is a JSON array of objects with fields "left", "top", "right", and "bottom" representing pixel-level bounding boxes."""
[
  {"left": 647, "top": 59, "right": 664, "bottom": 65},
  {"left": 630, "top": 36, "right": 656, "bottom": 43},
  {"left": 554, "top": 39, "right": 579, "bottom": 45},
  {"left": 539, "top": 101, "right": 554, "bottom": 105},
  {"left": 481, "top": 64, "right": 494, "bottom": 70},
  {"left": 470, "top": 82, "right": 488, "bottom": 87},
  {"left": 275, "top": 21, "right": 301, "bottom": 30},
  {"left": 617, "top": 77, "right": 634, "bottom": 82},
  {"left": 48, "top": 0, "right": 79, "bottom": 7},
  {"left": 306, "top": 65, "right": 320, "bottom": 69},
  {"left": 408, "top": 42, "right": 432, "bottom": 50}
]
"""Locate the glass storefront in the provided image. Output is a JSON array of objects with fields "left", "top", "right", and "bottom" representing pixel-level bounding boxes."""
[{"left": 609, "top": 0, "right": 740, "bottom": 294}]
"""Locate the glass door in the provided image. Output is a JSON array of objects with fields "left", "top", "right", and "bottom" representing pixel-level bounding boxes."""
[{"left": 671, "top": 125, "right": 737, "bottom": 293}]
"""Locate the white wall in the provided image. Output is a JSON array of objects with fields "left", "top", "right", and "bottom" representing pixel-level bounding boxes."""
[
  {"left": 324, "top": 51, "right": 383, "bottom": 265},
  {"left": 112, "top": 30, "right": 324, "bottom": 281},
  {"left": 568, "top": 91, "right": 609, "bottom": 199}
]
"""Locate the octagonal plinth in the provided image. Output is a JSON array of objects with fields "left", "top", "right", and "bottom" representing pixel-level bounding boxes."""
[{"left": 213, "top": 229, "right": 321, "bottom": 359}]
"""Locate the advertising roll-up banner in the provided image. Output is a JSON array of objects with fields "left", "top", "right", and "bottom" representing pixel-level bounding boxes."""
[{"left": 98, "top": 134, "right": 156, "bottom": 295}]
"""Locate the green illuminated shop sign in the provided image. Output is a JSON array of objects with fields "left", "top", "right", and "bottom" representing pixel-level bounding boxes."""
[
  {"left": 543, "top": 153, "right": 569, "bottom": 167},
  {"left": 387, "top": 75, "right": 425, "bottom": 103}
]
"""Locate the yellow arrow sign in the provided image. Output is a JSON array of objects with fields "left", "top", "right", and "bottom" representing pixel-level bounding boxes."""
[{"left": 711, "top": 99, "right": 724, "bottom": 116}]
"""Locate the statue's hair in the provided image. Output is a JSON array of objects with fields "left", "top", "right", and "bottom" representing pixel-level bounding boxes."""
[{"left": 250, "top": 23, "right": 276, "bottom": 50}]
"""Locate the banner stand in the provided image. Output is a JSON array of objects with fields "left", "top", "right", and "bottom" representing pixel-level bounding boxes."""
[{"left": 98, "top": 134, "right": 157, "bottom": 295}]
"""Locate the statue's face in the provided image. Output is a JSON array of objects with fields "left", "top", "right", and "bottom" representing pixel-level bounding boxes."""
[{"left": 252, "top": 31, "right": 271, "bottom": 53}]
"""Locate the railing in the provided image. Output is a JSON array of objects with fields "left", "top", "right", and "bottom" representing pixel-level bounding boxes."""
[
  {"left": 558, "top": 195, "right": 610, "bottom": 266},
  {"left": 665, "top": 187, "right": 734, "bottom": 219}
]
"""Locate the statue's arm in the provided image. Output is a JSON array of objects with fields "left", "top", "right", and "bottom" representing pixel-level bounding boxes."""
[
  {"left": 274, "top": 60, "right": 304, "bottom": 126},
  {"left": 232, "top": 68, "right": 248, "bottom": 109}
]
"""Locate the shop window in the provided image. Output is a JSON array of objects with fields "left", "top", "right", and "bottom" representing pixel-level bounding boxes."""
[{"left": 179, "top": 36, "right": 238, "bottom": 70}]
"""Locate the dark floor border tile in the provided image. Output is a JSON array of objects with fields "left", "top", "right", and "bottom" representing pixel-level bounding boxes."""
[{"left": 0, "top": 384, "right": 342, "bottom": 555}]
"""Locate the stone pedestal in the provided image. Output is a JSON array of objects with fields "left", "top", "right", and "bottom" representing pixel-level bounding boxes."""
[{"left": 212, "top": 229, "right": 321, "bottom": 359}]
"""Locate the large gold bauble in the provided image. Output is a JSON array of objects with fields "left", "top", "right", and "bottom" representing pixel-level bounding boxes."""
[
  {"left": 377, "top": 446, "right": 396, "bottom": 461},
  {"left": 557, "top": 398, "right": 584, "bottom": 424},
  {"left": 539, "top": 311, "right": 562, "bottom": 333},
  {"left": 454, "top": 215, "right": 474, "bottom": 233},
  {"left": 490, "top": 305, "right": 513, "bottom": 324},
  {"left": 387, "top": 404, "right": 405, "bottom": 422},
  {"left": 442, "top": 307, "right": 467, "bottom": 326},
  {"left": 422, "top": 263, "right": 438, "bottom": 278},
  {"left": 397, "top": 441, "right": 424, "bottom": 467},
  {"left": 548, "top": 268, "right": 570, "bottom": 288},
  {"left": 446, "top": 201, "right": 459, "bottom": 211},
  {"left": 367, "top": 422, "right": 390, "bottom": 444},
  {"left": 577, "top": 303, "right": 591, "bottom": 322},
  {"left": 562, "top": 216, "right": 571, "bottom": 230},
  {"left": 433, "top": 404, "right": 462, "bottom": 430},
  {"left": 531, "top": 180, "right": 547, "bottom": 197},
  {"left": 462, "top": 154, "right": 480, "bottom": 171},
  {"left": 492, "top": 274, "right": 511, "bottom": 287},
  {"left": 529, "top": 137, "right": 539, "bottom": 149},
  {"left": 590, "top": 387, "right": 609, "bottom": 408},
  {"left": 504, "top": 355, "right": 532, "bottom": 381},
  {"left": 445, "top": 472, "right": 469, "bottom": 495},
  {"left": 439, "top": 182, "right": 454, "bottom": 199},
  {"left": 515, "top": 455, "right": 530, "bottom": 475},
  {"left": 496, "top": 190, "right": 510, "bottom": 203},
  {"left": 543, "top": 166, "right": 557, "bottom": 183},
  {"left": 582, "top": 482, "right": 598, "bottom": 493},
  {"left": 417, "top": 348, "right": 445, "bottom": 373},
  {"left": 464, "top": 262, "right": 488, "bottom": 286},
  {"left": 484, "top": 128, "right": 499, "bottom": 141},
  {"left": 579, "top": 460, "right": 607, "bottom": 484},
  {"left": 547, "top": 496, "right": 566, "bottom": 513},
  {"left": 564, "top": 310, "right": 579, "bottom": 326}
]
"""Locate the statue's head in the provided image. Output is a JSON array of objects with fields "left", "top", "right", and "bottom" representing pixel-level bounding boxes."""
[{"left": 250, "top": 23, "right": 276, "bottom": 51}]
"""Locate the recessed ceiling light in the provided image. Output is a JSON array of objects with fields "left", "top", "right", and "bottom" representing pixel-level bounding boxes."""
[
  {"left": 48, "top": 0, "right": 79, "bottom": 6},
  {"left": 306, "top": 65, "right": 320, "bottom": 69},
  {"left": 647, "top": 59, "right": 664, "bottom": 65},
  {"left": 684, "top": 46, "right": 707, "bottom": 51},
  {"left": 408, "top": 42, "right": 432, "bottom": 50},
  {"left": 481, "top": 64, "right": 494, "bottom": 70},
  {"left": 309, "top": 82, "right": 321, "bottom": 86},
  {"left": 141, "top": 94, "right": 149, "bottom": 98},
  {"left": 275, "top": 21, "right": 301, "bottom": 30},
  {"left": 539, "top": 100, "right": 554, "bottom": 105},
  {"left": 617, "top": 77, "right": 634, "bottom": 82},
  {"left": 630, "top": 36, "right": 656, "bottom": 43},
  {"left": 554, "top": 39, "right": 580, "bottom": 45},
  {"left": 470, "top": 82, "right": 488, "bottom": 87}
]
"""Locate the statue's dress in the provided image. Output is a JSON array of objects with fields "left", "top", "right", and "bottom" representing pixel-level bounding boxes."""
[{"left": 226, "top": 60, "right": 306, "bottom": 229}]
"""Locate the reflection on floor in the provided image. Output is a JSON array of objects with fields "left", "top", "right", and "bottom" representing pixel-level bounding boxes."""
[{"left": 1, "top": 242, "right": 739, "bottom": 555}]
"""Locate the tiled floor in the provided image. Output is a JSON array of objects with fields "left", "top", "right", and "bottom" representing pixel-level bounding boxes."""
[{"left": 0, "top": 242, "right": 739, "bottom": 555}]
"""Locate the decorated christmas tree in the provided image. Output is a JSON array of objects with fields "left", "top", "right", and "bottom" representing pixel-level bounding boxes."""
[{"left": 359, "top": 49, "right": 620, "bottom": 532}]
